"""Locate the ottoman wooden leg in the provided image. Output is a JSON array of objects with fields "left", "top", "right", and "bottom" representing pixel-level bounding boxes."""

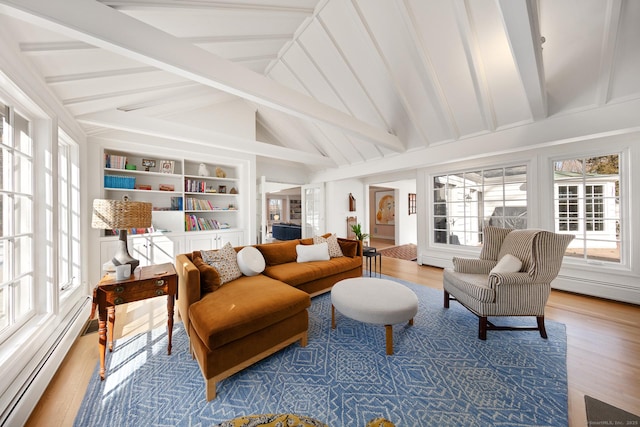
[
  {"left": 331, "top": 305, "right": 336, "bottom": 329},
  {"left": 385, "top": 325, "right": 393, "bottom": 355}
]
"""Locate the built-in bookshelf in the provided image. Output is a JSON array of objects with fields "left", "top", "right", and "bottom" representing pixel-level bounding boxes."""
[
  {"left": 102, "top": 150, "right": 241, "bottom": 234},
  {"left": 290, "top": 199, "right": 301, "bottom": 222}
]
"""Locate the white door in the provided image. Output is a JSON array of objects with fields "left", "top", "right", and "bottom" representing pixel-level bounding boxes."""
[{"left": 301, "top": 183, "right": 325, "bottom": 238}]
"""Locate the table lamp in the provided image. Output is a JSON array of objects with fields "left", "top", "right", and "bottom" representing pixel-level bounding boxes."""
[{"left": 91, "top": 197, "right": 152, "bottom": 271}]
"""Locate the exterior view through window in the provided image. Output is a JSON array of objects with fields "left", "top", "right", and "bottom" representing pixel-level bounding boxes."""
[
  {"left": 554, "top": 155, "right": 620, "bottom": 263},
  {"left": 433, "top": 166, "right": 527, "bottom": 246}
]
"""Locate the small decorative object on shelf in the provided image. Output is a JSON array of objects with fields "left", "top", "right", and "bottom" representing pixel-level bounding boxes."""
[
  {"left": 159, "top": 184, "right": 175, "bottom": 191},
  {"left": 136, "top": 184, "right": 152, "bottom": 190},
  {"left": 159, "top": 160, "right": 175, "bottom": 174},
  {"left": 218, "top": 185, "right": 227, "bottom": 194},
  {"left": 198, "top": 163, "right": 210, "bottom": 177},
  {"left": 215, "top": 167, "right": 226, "bottom": 178},
  {"left": 142, "top": 158, "right": 156, "bottom": 172},
  {"left": 229, "top": 187, "right": 238, "bottom": 194}
]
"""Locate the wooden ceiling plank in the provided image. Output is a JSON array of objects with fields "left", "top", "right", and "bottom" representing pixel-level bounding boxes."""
[
  {"left": 497, "top": 0, "right": 547, "bottom": 120},
  {"left": 0, "top": 0, "right": 403, "bottom": 151},
  {"left": 77, "top": 109, "right": 336, "bottom": 166},
  {"left": 99, "top": 0, "right": 315, "bottom": 15}
]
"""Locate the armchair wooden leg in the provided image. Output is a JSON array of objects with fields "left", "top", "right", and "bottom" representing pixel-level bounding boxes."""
[
  {"left": 478, "top": 316, "right": 487, "bottom": 340},
  {"left": 444, "top": 291, "right": 450, "bottom": 308},
  {"left": 537, "top": 316, "right": 548, "bottom": 339}
]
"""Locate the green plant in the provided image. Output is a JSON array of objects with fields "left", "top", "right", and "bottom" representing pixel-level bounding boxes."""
[{"left": 350, "top": 223, "right": 369, "bottom": 241}]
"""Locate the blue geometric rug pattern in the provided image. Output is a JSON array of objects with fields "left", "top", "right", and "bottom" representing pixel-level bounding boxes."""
[{"left": 74, "top": 276, "right": 567, "bottom": 427}]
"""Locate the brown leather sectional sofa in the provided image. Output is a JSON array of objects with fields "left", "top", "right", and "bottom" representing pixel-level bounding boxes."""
[{"left": 174, "top": 236, "right": 363, "bottom": 400}]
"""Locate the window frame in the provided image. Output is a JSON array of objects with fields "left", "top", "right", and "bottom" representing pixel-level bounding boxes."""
[
  {"left": 552, "top": 154, "right": 622, "bottom": 264},
  {"left": 431, "top": 164, "right": 528, "bottom": 247},
  {"left": 57, "top": 130, "right": 81, "bottom": 295},
  {"left": 0, "top": 102, "right": 36, "bottom": 343}
]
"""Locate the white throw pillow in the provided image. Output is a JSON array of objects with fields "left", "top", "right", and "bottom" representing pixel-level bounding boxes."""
[
  {"left": 313, "top": 234, "right": 344, "bottom": 258},
  {"left": 490, "top": 254, "right": 523, "bottom": 274},
  {"left": 201, "top": 242, "right": 242, "bottom": 284},
  {"left": 296, "top": 242, "right": 330, "bottom": 263},
  {"left": 236, "top": 246, "right": 266, "bottom": 276}
]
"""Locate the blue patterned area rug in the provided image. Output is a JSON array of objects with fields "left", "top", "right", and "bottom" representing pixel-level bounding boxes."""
[{"left": 74, "top": 276, "right": 567, "bottom": 427}]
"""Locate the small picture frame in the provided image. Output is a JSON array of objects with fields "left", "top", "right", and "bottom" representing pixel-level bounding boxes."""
[
  {"left": 218, "top": 185, "right": 227, "bottom": 194},
  {"left": 142, "top": 158, "right": 156, "bottom": 172},
  {"left": 159, "top": 160, "right": 175, "bottom": 174}
]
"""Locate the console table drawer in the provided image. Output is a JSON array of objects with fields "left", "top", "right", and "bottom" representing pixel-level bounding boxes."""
[{"left": 99, "top": 277, "right": 176, "bottom": 305}]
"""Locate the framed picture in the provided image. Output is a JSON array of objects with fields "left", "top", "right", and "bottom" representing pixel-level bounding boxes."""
[
  {"left": 375, "top": 190, "right": 395, "bottom": 225},
  {"left": 218, "top": 185, "right": 227, "bottom": 194},
  {"left": 159, "top": 160, "right": 175, "bottom": 174},
  {"left": 141, "top": 158, "right": 156, "bottom": 171}
]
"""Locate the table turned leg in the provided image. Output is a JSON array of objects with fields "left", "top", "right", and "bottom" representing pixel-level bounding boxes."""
[
  {"left": 167, "top": 294, "right": 175, "bottom": 355},
  {"left": 107, "top": 306, "right": 115, "bottom": 352},
  {"left": 98, "top": 305, "right": 107, "bottom": 380},
  {"left": 385, "top": 325, "right": 393, "bottom": 355}
]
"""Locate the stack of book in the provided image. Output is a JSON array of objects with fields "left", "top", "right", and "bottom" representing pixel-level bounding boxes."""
[
  {"left": 184, "top": 215, "right": 229, "bottom": 231},
  {"left": 185, "top": 198, "right": 219, "bottom": 211},
  {"left": 104, "top": 154, "right": 127, "bottom": 169}
]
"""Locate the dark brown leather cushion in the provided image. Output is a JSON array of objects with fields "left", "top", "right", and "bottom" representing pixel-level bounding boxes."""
[
  {"left": 338, "top": 239, "right": 358, "bottom": 257},
  {"left": 192, "top": 256, "right": 221, "bottom": 294}
]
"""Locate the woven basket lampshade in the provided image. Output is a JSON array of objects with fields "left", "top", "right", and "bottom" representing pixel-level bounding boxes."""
[
  {"left": 92, "top": 197, "right": 152, "bottom": 272},
  {"left": 92, "top": 198, "right": 152, "bottom": 230}
]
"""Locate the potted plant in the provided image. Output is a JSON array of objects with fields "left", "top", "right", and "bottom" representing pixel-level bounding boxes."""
[{"left": 350, "top": 223, "right": 369, "bottom": 242}]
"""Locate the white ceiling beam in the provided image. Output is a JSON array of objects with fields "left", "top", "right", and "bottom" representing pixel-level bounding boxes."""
[
  {"left": 452, "top": 0, "right": 496, "bottom": 131},
  {"left": 76, "top": 109, "right": 336, "bottom": 166},
  {"left": 46, "top": 66, "right": 157, "bottom": 84},
  {"left": 596, "top": 0, "right": 623, "bottom": 106},
  {"left": 497, "top": 0, "right": 547, "bottom": 120},
  {"left": 20, "top": 34, "right": 292, "bottom": 53},
  {"left": 0, "top": 0, "right": 403, "bottom": 151}
]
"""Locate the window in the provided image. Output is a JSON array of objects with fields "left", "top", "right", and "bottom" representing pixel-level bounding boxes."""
[
  {"left": 58, "top": 131, "right": 81, "bottom": 293},
  {"left": 268, "top": 198, "right": 282, "bottom": 222},
  {"left": 433, "top": 166, "right": 527, "bottom": 246},
  {"left": 553, "top": 155, "right": 620, "bottom": 263},
  {"left": 0, "top": 102, "right": 35, "bottom": 339}
]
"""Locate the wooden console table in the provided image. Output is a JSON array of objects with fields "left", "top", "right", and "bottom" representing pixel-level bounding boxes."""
[{"left": 92, "top": 262, "right": 177, "bottom": 380}]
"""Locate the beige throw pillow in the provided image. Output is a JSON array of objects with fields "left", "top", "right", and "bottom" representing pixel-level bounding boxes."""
[
  {"left": 201, "top": 242, "right": 242, "bottom": 285},
  {"left": 296, "top": 242, "right": 330, "bottom": 262},
  {"left": 490, "top": 254, "right": 523, "bottom": 274},
  {"left": 313, "top": 233, "right": 344, "bottom": 258}
]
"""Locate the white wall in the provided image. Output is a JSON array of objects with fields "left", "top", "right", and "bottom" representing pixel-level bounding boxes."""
[
  {"left": 324, "top": 178, "right": 366, "bottom": 238},
  {"left": 393, "top": 180, "right": 417, "bottom": 245}
]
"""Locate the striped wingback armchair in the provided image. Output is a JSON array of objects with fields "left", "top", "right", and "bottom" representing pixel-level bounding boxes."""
[{"left": 443, "top": 226, "right": 574, "bottom": 340}]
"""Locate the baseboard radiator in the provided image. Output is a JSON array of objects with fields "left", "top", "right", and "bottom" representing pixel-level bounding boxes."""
[{"left": 0, "top": 297, "right": 92, "bottom": 426}]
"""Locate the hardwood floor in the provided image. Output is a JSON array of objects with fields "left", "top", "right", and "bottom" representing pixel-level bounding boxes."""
[{"left": 26, "top": 255, "right": 640, "bottom": 427}]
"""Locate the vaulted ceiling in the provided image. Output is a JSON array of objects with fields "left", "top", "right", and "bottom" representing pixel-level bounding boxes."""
[{"left": 1, "top": 0, "right": 639, "bottom": 175}]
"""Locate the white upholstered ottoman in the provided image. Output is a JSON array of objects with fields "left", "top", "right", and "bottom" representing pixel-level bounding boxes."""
[{"left": 331, "top": 277, "right": 419, "bottom": 355}]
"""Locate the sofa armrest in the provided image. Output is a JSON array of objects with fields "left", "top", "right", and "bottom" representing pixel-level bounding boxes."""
[
  {"left": 175, "top": 253, "right": 202, "bottom": 336},
  {"left": 489, "top": 272, "right": 540, "bottom": 288},
  {"left": 452, "top": 257, "right": 496, "bottom": 274}
]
